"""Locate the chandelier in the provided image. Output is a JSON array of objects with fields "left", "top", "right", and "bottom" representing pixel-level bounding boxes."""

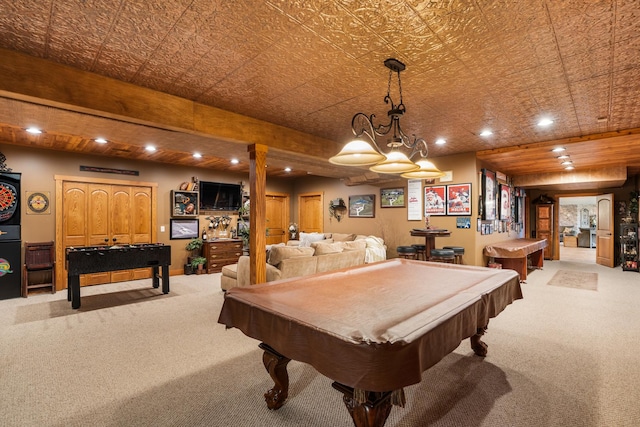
[{"left": 329, "top": 58, "right": 444, "bottom": 179}]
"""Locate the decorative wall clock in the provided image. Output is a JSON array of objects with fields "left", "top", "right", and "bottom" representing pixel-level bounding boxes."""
[{"left": 26, "top": 191, "right": 51, "bottom": 215}]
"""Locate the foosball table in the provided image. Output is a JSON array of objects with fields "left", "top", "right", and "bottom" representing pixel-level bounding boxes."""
[{"left": 66, "top": 243, "right": 171, "bottom": 309}]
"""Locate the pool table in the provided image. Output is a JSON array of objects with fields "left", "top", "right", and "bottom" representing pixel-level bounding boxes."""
[{"left": 218, "top": 259, "right": 522, "bottom": 427}]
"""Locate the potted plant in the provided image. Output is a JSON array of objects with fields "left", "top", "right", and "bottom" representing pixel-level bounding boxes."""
[
  {"left": 237, "top": 221, "right": 250, "bottom": 255},
  {"left": 190, "top": 256, "right": 207, "bottom": 274},
  {"left": 185, "top": 237, "right": 203, "bottom": 254}
]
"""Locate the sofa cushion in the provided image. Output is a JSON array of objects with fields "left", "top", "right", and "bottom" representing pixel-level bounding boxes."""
[
  {"left": 268, "top": 246, "right": 315, "bottom": 266},
  {"left": 316, "top": 249, "right": 365, "bottom": 273},
  {"left": 331, "top": 233, "right": 356, "bottom": 242},
  {"left": 311, "top": 241, "right": 344, "bottom": 255},
  {"left": 221, "top": 263, "right": 237, "bottom": 279},
  {"left": 341, "top": 240, "right": 367, "bottom": 251},
  {"left": 299, "top": 232, "right": 326, "bottom": 247}
]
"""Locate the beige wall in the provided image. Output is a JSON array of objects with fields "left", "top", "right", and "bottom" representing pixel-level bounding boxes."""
[
  {"left": 0, "top": 143, "right": 292, "bottom": 273},
  {"left": 291, "top": 152, "right": 490, "bottom": 264}
]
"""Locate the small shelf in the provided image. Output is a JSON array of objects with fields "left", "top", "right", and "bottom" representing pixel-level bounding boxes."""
[{"left": 620, "top": 223, "right": 639, "bottom": 272}]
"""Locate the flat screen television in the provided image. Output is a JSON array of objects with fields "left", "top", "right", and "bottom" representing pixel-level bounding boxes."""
[{"left": 199, "top": 181, "right": 242, "bottom": 211}]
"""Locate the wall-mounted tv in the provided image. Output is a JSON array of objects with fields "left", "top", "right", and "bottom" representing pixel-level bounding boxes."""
[{"left": 199, "top": 181, "right": 242, "bottom": 211}]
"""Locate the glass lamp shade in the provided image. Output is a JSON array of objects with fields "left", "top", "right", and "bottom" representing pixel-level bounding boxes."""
[
  {"left": 329, "top": 140, "right": 386, "bottom": 166},
  {"left": 400, "top": 159, "right": 445, "bottom": 179},
  {"left": 369, "top": 150, "right": 420, "bottom": 174}
]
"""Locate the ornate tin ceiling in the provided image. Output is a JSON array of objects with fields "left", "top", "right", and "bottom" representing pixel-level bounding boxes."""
[{"left": 0, "top": 0, "right": 639, "bottom": 185}]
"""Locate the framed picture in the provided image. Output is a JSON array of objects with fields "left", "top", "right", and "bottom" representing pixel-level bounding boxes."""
[
  {"left": 349, "top": 195, "right": 375, "bottom": 218},
  {"left": 170, "top": 218, "right": 199, "bottom": 240},
  {"left": 424, "top": 185, "right": 446, "bottom": 216},
  {"left": 171, "top": 190, "right": 198, "bottom": 217},
  {"left": 380, "top": 187, "right": 405, "bottom": 208},
  {"left": 482, "top": 169, "right": 496, "bottom": 220},
  {"left": 500, "top": 184, "right": 511, "bottom": 220},
  {"left": 446, "top": 183, "right": 472, "bottom": 215}
]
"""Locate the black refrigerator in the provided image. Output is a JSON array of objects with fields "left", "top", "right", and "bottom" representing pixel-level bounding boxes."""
[{"left": 0, "top": 172, "right": 21, "bottom": 300}]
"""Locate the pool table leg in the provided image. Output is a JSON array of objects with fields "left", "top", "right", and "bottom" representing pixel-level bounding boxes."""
[
  {"left": 470, "top": 326, "right": 488, "bottom": 357},
  {"left": 259, "top": 343, "right": 291, "bottom": 410},
  {"left": 332, "top": 382, "right": 394, "bottom": 427}
]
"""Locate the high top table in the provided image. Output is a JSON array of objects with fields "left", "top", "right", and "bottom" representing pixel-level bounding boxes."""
[
  {"left": 409, "top": 228, "right": 451, "bottom": 260},
  {"left": 218, "top": 259, "right": 522, "bottom": 427}
]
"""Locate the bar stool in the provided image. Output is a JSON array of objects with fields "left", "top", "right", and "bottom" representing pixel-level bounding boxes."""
[
  {"left": 429, "top": 248, "right": 455, "bottom": 263},
  {"left": 397, "top": 246, "right": 417, "bottom": 259},
  {"left": 443, "top": 246, "right": 465, "bottom": 264},
  {"left": 411, "top": 244, "right": 426, "bottom": 260}
]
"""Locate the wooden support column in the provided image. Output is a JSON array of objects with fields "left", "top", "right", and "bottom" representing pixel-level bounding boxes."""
[{"left": 248, "top": 144, "right": 268, "bottom": 285}]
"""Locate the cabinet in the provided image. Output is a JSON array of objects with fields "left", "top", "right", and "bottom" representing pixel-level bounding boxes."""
[
  {"left": 535, "top": 204, "right": 554, "bottom": 259},
  {"left": 620, "top": 223, "right": 638, "bottom": 271},
  {"left": 203, "top": 239, "right": 243, "bottom": 273}
]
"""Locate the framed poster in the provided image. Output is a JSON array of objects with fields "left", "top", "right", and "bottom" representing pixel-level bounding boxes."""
[
  {"left": 380, "top": 187, "right": 405, "bottom": 208},
  {"left": 500, "top": 184, "right": 511, "bottom": 220},
  {"left": 170, "top": 218, "right": 199, "bottom": 240},
  {"left": 349, "top": 195, "right": 375, "bottom": 218},
  {"left": 407, "top": 179, "right": 422, "bottom": 220},
  {"left": 446, "top": 183, "right": 471, "bottom": 216},
  {"left": 171, "top": 190, "right": 198, "bottom": 217},
  {"left": 424, "top": 185, "right": 446, "bottom": 216},
  {"left": 482, "top": 169, "right": 496, "bottom": 220}
]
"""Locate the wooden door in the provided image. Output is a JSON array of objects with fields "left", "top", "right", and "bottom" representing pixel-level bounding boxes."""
[
  {"left": 596, "top": 193, "right": 615, "bottom": 267},
  {"left": 536, "top": 204, "right": 554, "bottom": 259},
  {"left": 265, "top": 192, "right": 289, "bottom": 245},
  {"left": 56, "top": 176, "right": 156, "bottom": 290},
  {"left": 298, "top": 192, "right": 323, "bottom": 233}
]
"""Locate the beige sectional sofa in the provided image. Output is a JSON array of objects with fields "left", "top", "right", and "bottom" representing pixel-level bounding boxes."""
[{"left": 220, "top": 233, "right": 386, "bottom": 291}]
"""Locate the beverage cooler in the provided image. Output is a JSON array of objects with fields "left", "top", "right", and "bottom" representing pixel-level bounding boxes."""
[{"left": 0, "top": 172, "right": 21, "bottom": 300}]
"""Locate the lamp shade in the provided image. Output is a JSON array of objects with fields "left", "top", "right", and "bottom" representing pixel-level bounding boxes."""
[
  {"left": 369, "top": 151, "right": 420, "bottom": 174},
  {"left": 400, "top": 159, "right": 445, "bottom": 179},
  {"left": 328, "top": 140, "right": 386, "bottom": 166}
]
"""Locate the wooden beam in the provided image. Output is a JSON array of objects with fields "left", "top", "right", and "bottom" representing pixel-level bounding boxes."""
[
  {"left": 0, "top": 48, "right": 340, "bottom": 159},
  {"left": 249, "top": 144, "right": 268, "bottom": 285}
]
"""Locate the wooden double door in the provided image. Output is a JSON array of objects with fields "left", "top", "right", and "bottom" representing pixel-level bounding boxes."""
[{"left": 55, "top": 176, "right": 158, "bottom": 289}]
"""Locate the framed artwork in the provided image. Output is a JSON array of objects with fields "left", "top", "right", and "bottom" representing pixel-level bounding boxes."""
[
  {"left": 171, "top": 190, "right": 198, "bottom": 217},
  {"left": 170, "top": 218, "right": 199, "bottom": 240},
  {"left": 349, "top": 195, "right": 375, "bottom": 218},
  {"left": 500, "top": 184, "right": 511, "bottom": 220},
  {"left": 380, "top": 187, "right": 405, "bottom": 208},
  {"left": 446, "top": 183, "right": 472, "bottom": 216},
  {"left": 424, "top": 185, "right": 446, "bottom": 216},
  {"left": 482, "top": 169, "right": 496, "bottom": 220}
]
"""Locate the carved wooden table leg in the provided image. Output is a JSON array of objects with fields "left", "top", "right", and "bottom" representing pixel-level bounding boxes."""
[
  {"left": 259, "top": 343, "right": 291, "bottom": 410},
  {"left": 470, "top": 326, "right": 488, "bottom": 357},
  {"left": 332, "top": 382, "right": 394, "bottom": 427}
]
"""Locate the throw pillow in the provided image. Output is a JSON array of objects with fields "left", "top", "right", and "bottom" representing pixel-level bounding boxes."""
[
  {"left": 311, "top": 241, "right": 344, "bottom": 255},
  {"left": 267, "top": 246, "right": 315, "bottom": 266},
  {"left": 341, "top": 240, "right": 366, "bottom": 251},
  {"left": 299, "top": 232, "right": 326, "bottom": 247},
  {"left": 331, "top": 233, "right": 356, "bottom": 242}
]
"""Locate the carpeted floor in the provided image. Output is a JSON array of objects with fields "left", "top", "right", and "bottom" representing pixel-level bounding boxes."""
[
  {"left": 546, "top": 269, "right": 598, "bottom": 290},
  {"left": 1, "top": 260, "right": 639, "bottom": 426}
]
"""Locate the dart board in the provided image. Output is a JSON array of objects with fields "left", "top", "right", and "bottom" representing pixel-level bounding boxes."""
[{"left": 0, "top": 182, "right": 18, "bottom": 222}]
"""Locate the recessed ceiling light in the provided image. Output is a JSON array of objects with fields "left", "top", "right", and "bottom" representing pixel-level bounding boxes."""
[
  {"left": 284, "top": 167, "right": 292, "bottom": 172},
  {"left": 230, "top": 158, "right": 239, "bottom": 165},
  {"left": 538, "top": 118, "right": 554, "bottom": 127},
  {"left": 565, "top": 166, "right": 575, "bottom": 170},
  {"left": 25, "top": 127, "right": 42, "bottom": 134},
  {"left": 479, "top": 129, "right": 493, "bottom": 137},
  {"left": 193, "top": 152, "right": 202, "bottom": 159},
  {"left": 94, "top": 137, "right": 108, "bottom": 144},
  {"left": 435, "top": 138, "right": 446, "bottom": 145},
  {"left": 561, "top": 161, "right": 573, "bottom": 165},
  {"left": 557, "top": 155, "right": 569, "bottom": 159},
  {"left": 145, "top": 145, "right": 156, "bottom": 152},
  {"left": 552, "top": 147, "right": 565, "bottom": 152}
]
